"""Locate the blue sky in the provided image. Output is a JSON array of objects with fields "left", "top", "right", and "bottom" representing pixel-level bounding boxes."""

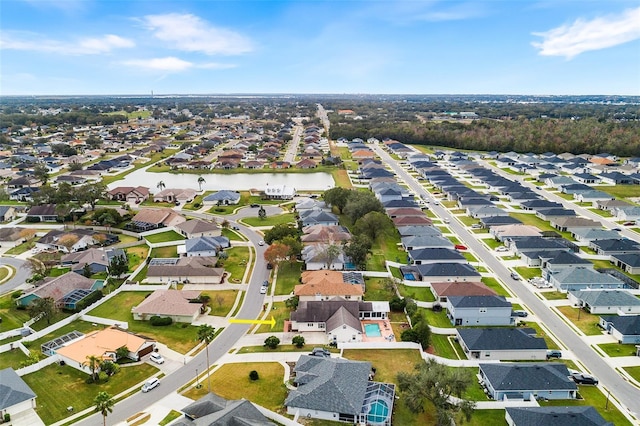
[{"left": 1, "top": 0, "right": 639, "bottom": 96}]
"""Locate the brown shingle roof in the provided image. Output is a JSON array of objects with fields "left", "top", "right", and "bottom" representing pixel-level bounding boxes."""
[
  {"left": 430, "top": 281, "right": 496, "bottom": 298},
  {"left": 132, "top": 290, "right": 201, "bottom": 317}
]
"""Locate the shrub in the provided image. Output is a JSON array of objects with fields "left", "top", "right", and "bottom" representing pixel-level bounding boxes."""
[
  {"left": 292, "top": 335, "right": 305, "bottom": 348},
  {"left": 11, "top": 290, "right": 22, "bottom": 299},
  {"left": 263, "top": 335, "right": 280, "bottom": 349},
  {"left": 150, "top": 316, "right": 173, "bottom": 326},
  {"left": 389, "top": 296, "right": 406, "bottom": 312},
  {"left": 4, "top": 413, "right": 10, "bottom": 422},
  {"left": 249, "top": 370, "right": 259, "bottom": 381},
  {"left": 193, "top": 202, "right": 201, "bottom": 208},
  {"left": 75, "top": 290, "right": 103, "bottom": 311}
]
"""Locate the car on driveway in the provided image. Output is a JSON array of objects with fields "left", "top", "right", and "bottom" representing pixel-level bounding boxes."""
[
  {"left": 310, "top": 347, "right": 331, "bottom": 357},
  {"left": 149, "top": 353, "right": 165, "bottom": 364},
  {"left": 547, "top": 350, "right": 562, "bottom": 359},
  {"left": 513, "top": 310, "right": 528, "bottom": 317},
  {"left": 571, "top": 372, "right": 598, "bottom": 385},
  {"left": 496, "top": 246, "right": 508, "bottom": 252}
]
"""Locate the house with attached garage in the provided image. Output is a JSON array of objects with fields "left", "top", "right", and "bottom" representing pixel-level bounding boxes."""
[
  {"left": 0, "top": 368, "right": 37, "bottom": 420},
  {"left": 0, "top": 205, "right": 17, "bottom": 222},
  {"left": 202, "top": 190, "right": 241, "bottom": 205},
  {"left": 175, "top": 219, "right": 221, "bottom": 239},
  {"left": 294, "top": 272, "right": 364, "bottom": 302},
  {"left": 599, "top": 315, "right": 640, "bottom": 344},
  {"left": 430, "top": 281, "right": 496, "bottom": 304},
  {"left": 546, "top": 267, "right": 626, "bottom": 292},
  {"left": 407, "top": 248, "right": 467, "bottom": 265},
  {"left": 479, "top": 363, "right": 577, "bottom": 401},
  {"left": 61, "top": 247, "right": 126, "bottom": 275},
  {"left": 595, "top": 199, "right": 632, "bottom": 212},
  {"left": 614, "top": 206, "right": 640, "bottom": 222},
  {"left": 127, "top": 208, "right": 186, "bottom": 232},
  {"left": 400, "top": 234, "right": 453, "bottom": 251},
  {"left": 571, "top": 228, "right": 620, "bottom": 243},
  {"left": 179, "top": 392, "right": 275, "bottom": 426},
  {"left": 599, "top": 172, "right": 633, "bottom": 185},
  {"left": 177, "top": 236, "right": 230, "bottom": 257},
  {"left": 568, "top": 290, "right": 640, "bottom": 315},
  {"left": 457, "top": 328, "right": 548, "bottom": 361},
  {"left": 611, "top": 254, "right": 640, "bottom": 275},
  {"left": 574, "top": 190, "right": 613, "bottom": 204},
  {"left": 541, "top": 250, "right": 593, "bottom": 272},
  {"left": 490, "top": 225, "right": 542, "bottom": 242},
  {"left": 509, "top": 237, "right": 569, "bottom": 256},
  {"left": 550, "top": 216, "right": 601, "bottom": 233},
  {"left": 405, "top": 263, "right": 482, "bottom": 282},
  {"left": 299, "top": 209, "right": 339, "bottom": 227},
  {"left": 132, "top": 289, "right": 202, "bottom": 323},
  {"left": 446, "top": 295, "right": 514, "bottom": 326},
  {"left": 301, "top": 243, "right": 347, "bottom": 271},
  {"left": 535, "top": 208, "right": 577, "bottom": 222},
  {"left": 505, "top": 406, "right": 612, "bottom": 426},
  {"left": 588, "top": 238, "right": 640, "bottom": 256},
  {"left": 146, "top": 257, "right": 224, "bottom": 284},
  {"left": 26, "top": 203, "right": 58, "bottom": 222}
]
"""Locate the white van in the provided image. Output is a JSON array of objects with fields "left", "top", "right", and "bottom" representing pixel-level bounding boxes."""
[{"left": 141, "top": 377, "right": 159, "bottom": 393}]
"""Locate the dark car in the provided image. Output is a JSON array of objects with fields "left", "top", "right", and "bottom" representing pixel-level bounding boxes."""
[
  {"left": 513, "top": 310, "right": 528, "bottom": 317},
  {"left": 571, "top": 372, "right": 598, "bottom": 385},
  {"left": 266, "top": 263, "right": 273, "bottom": 270},
  {"left": 310, "top": 347, "right": 331, "bottom": 357},
  {"left": 547, "top": 350, "right": 562, "bottom": 359},
  {"left": 250, "top": 203, "right": 260, "bottom": 208}
]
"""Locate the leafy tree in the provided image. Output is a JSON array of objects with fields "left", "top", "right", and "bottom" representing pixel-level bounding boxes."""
[
  {"left": 264, "top": 335, "right": 280, "bottom": 349},
  {"left": 115, "top": 346, "right": 129, "bottom": 360},
  {"left": 57, "top": 234, "right": 79, "bottom": 253},
  {"left": 30, "top": 297, "right": 57, "bottom": 324},
  {"left": 343, "top": 191, "right": 384, "bottom": 224},
  {"left": 68, "top": 161, "right": 83, "bottom": 171},
  {"left": 85, "top": 135, "right": 102, "bottom": 148},
  {"left": 323, "top": 187, "right": 351, "bottom": 213},
  {"left": 109, "top": 254, "right": 129, "bottom": 277},
  {"left": 285, "top": 295, "right": 299, "bottom": 309},
  {"left": 197, "top": 175, "right": 206, "bottom": 191},
  {"left": 320, "top": 244, "right": 341, "bottom": 269},
  {"left": 354, "top": 211, "right": 395, "bottom": 242},
  {"left": 197, "top": 324, "right": 216, "bottom": 392},
  {"left": 24, "top": 257, "right": 48, "bottom": 277},
  {"left": 258, "top": 206, "right": 267, "bottom": 220},
  {"left": 78, "top": 182, "right": 107, "bottom": 210},
  {"left": 82, "top": 263, "right": 92, "bottom": 278},
  {"left": 249, "top": 370, "right": 259, "bottom": 380},
  {"left": 33, "top": 163, "right": 50, "bottom": 184},
  {"left": 389, "top": 296, "right": 406, "bottom": 312},
  {"left": 397, "top": 360, "right": 475, "bottom": 425},
  {"left": 94, "top": 391, "right": 115, "bottom": 426},
  {"left": 100, "top": 360, "right": 119, "bottom": 377},
  {"left": 343, "top": 234, "right": 372, "bottom": 270},
  {"left": 280, "top": 235, "right": 303, "bottom": 262},
  {"left": 264, "top": 243, "right": 289, "bottom": 268},
  {"left": 292, "top": 335, "right": 305, "bottom": 348},
  {"left": 263, "top": 224, "right": 300, "bottom": 245},
  {"left": 85, "top": 355, "right": 101, "bottom": 382},
  {"left": 405, "top": 298, "right": 418, "bottom": 317}
]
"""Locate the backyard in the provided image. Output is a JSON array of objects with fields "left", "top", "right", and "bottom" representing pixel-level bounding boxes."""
[
  {"left": 364, "top": 278, "right": 396, "bottom": 301},
  {"left": 218, "top": 246, "right": 251, "bottom": 283},
  {"left": 397, "top": 284, "right": 436, "bottom": 302},
  {"left": 429, "top": 334, "right": 464, "bottom": 359},
  {"left": 144, "top": 230, "right": 185, "bottom": 244}
]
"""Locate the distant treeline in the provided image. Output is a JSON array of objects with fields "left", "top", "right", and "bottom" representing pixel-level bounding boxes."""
[
  {"left": 331, "top": 118, "right": 640, "bottom": 157},
  {"left": 0, "top": 111, "right": 128, "bottom": 129}
]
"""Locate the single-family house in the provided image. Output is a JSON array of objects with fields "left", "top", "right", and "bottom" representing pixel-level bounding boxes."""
[
  {"left": 301, "top": 225, "right": 351, "bottom": 244},
  {"left": 599, "top": 172, "right": 633, "bottom": 185},
  {"left": 178, "top": 236, "right": 230, "bottom": 257},
  {"left": 510, "top": 237, "right": 569, "bottom": 256},
  {"left": 490, "top": 225, "right": 542, "bottom": 242},
  {"left": 479, "top": 363, "right": 577, "bottom": 401},
  {"left": 175, "top": 219, "right": 221, "bottom": 239},
  {"left": 407, "top": 248, "right": 466, "bottom": 265},
  {"left": 202, "top": 190, "right": 241, "bottom": 206},
  {"left": 551, "top": 217, "right": 601, "bottom": 233},
  {"left": 589, "top": 239, "right": 640, "bottom": 256},
  {"left": 569, "top": 290, "right": 640, "bottom": 315},
  {"left": 16, "top": 272, "right": 104, "bottom": 310},
  {"left": 612, "top": 254, "right": 640, "bottom": 275},
  {"left": 153, "top": 188, "right": 197, "bottom": 203},
  {"left": 127, "top": 208, "right": 186, "bottom": 231},
  {"left": 457, "top": 328, "right": 547, "bottom": 361},
  {"left": 572, "top": 228, "right": 620, "bottom": 243},
  {"left": 479, "top": 216, "right": 523, "bottom": 228},
  {"left": 146, "top": 257, "right": 224, "bottom": 284},
  {"left": 446, "top": 295, "right": 513, "bottom": 326},
  {"left": 61, "top": 248, "right": 126, "bottom": 275},
  {"left": 263, "top": 184, "right": 295, "bottom": 200},
  {"left": 505, "top": 406, "right": 612, "bottom": 426},
  {"left": 0, "top": 368, "right": 37, "bottom": 419},
  {"left": 574, "top": 190, "right": 613, "bottom": 204},
  {"left": 179, "top": 392, "right": 275, "bottom": 426},
  {"left": 132, "top": 290, "right": 202, "bottom": 323},
  {"left": 599, "top": 315, "right": 640, "bottom": 344},
  {"left": 547, "top": 267, "right": 626, "bottom": 292},
  {"left": 429, "top": 281, "right": 496, "bottom": 304},
  {"left": 26, "top": 204, "right": 58, "bottom": 222},
  {"left": 536, "top": 208, "right": 577, "bottom": 222},
  {"left": 294, "top": 275, "right": 364, "bottom": 301},
  {"left": 542, "top": 251, "right": 593, "bottom": 271},
  {"left": 55, "top": 327, "right": 156, "bottom": 374},
  {"left": 0, "top": 205, "right": 17, "bottom": 222},
  {"left": 107, "top": 186, "right": 150, "bottom": 203},
  {"left": 299, "top": 210, "right": 339, "bottom": 227},
  {"left": 614, "top": 206, "right": 640, "bottom": 222},
  {"left": 595, "top": 199, "right": 632, "bottom": 212},
  {"left": 0, "top": 227, "right": 25, "bottom": 247},
  {"left": 400, "top": 234, "right": 453, "bottom": 251},
  {"left": 285, "top": 355, "right": 394, "bottom": 425}
]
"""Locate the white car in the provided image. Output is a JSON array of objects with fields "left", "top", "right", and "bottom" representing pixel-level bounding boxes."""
[
  {"left": 496, "top": 246, "right": 508, "bottom": 252},
  {"left": 141, "top": 377, "right": 160, "bottom": 392},
  {"left": 260, "top": 286, "right": 267, "bottom": 294},
  {"left": 149, "top": 353, "right": 165, "bottom": 364},
  {"left": 258, "top": 240, "right": 265, "bottom": 246}
]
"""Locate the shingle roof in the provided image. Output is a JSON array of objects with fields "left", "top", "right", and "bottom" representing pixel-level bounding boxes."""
[
  {"left": 612, "top": 254, "right": 640, "bottom": 267},
  {"left": 415, "top": 263, "right": 481, "bottom": 277},
  {"left": 18, "top": 272, "right": 96, "bottom": 304},
  {"left": 551, "top": 267, "right": 624, "bottom": 286},
  {"left": 409, "top": 248, "right": 466, "bottom": 262},
  {"left": 202, "top": 190, "right": 241, "bottom": 203},
  {"left": 132, "top": 290, "right": 202, "bottom": 317},
  {"left": 176, "top": 219, "right": 220, "bottom": 235},
  {"left": 458, "top": 328, "right": 547, "bottom": 351},
  {"left": 480, "top": 363, "right": 576, "bottom": 391},
  {"left": 179, "top": 392, "right": 274, "bottom": 425},
  {"left": 600, "top": 315, "right": 640, "bottom": 336},
  {"left": 430, "top": 281, "right": 496, "bottom": 297},
  {"left": 0, "top": 368, "right": 36, "bottom": 410},
  {"left": 572, "top": 290, "right": 640, "bottom": 308},
  {"left": 506, "top": 406, "right": 613, "bottom": 426},
  {"left": 285, "top": 355, "right": 371, "bottom": 415},
  {"left": 448, "top": 295, "right": 511, "bottom": 308}
]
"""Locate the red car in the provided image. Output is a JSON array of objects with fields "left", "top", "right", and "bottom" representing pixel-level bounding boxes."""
[{"left": 454, "top": 244, "right": 467, "bottom": 250}]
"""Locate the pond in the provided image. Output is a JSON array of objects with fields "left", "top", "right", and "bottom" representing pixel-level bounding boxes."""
[{"left": 108, "top": 166, "right": 335, "bottom": 191}]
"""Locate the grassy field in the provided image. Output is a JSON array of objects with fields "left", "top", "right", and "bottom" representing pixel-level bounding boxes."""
[
  {"left": 144, "top": 230, "right": 185, "bottom": 243},
  {"left": 0, "top": 348, "right": 29, "bottom": 370},
  {"left": 361, "top": 278, "right": 394, "bottom": 302},
  {"left": 596, "top": 185, "right": 640, "bottom": 201},
  {"left": 274, "top": 262, "right": 302, "bottom": 295},
  {"left": 182, "top": 363, "right": 287, "bottom": 412},
  {"left": 483, "top": 238, "right": 503, "bottom": 250},
  {"left": 480, "top": 277, "right": 510, "bottom": 297},
  {"left": 540, "top": 385, "right": 632, "bottom": 426},
  {"left": 0, "top": 292, "right": 31, "bottom": 332},
  {"left": 207, "top": 290, "right": 239, "bottom": 316},
  {"left": 430, "top": 334, "right": 463, "bottom": 359},
  {"left": 241, "top": 213, "right": 296, "bottom": 227},
  {"left": 218, "top": 246, "right": 250, "bottom": 283},
  {"left": 256, "top": 302, "right": 290, "bottom": 333},
  {"left": 556, "top": 306, "right": 602, "bottom": 335},
  {"left": 331, "top": 169, "right": 352, "bottom": 188},
  {"left": 597, "top": 343, "right": 638, "bottom": 357},
  {"left": 23, "top": 363, "right": 159, "bottom": 425},
  {"left": 397, "top": 284, "right": 436, "bottom": 302},
  {"left": 87, "top": 292, "right": 200, "bottom": 353},
  {"left": 125, "top": 245, "right": 150, "bottom": 273}
]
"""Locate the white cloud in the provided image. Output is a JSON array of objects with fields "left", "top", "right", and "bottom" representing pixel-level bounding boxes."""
[
  {"left": 122, "top": 57, "right": 194, "bottom": 72},
  {"left": 140, "top": 13, "right": 252, "bottom": 55},
  {"left": 532, "top": 7, "right": 640, "bottom": 58},
  {"left": 0, "top": 31, "right": 134, "bottom": 55}
]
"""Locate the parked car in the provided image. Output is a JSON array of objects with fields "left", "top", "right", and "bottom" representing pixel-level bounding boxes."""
[
  {"left": 513, "top": 310, "right": 528, "bottom": 317},
  {"left": 266, "top": 263, "right": 273, "bottom": 270},
  {"left": 149, "top": 353, "right": 165, "bottom": 364},
  {"left": 258, "top": 240, "right": 265, "bottom": 246},
  {"left": 496, "top": 246, "right": 508, "bottom": 252},
  {"left": 510, "top": 272, "right": 520, "bottom": 281},
  {"left": 547, "top": 350, "right": 562, "bottom": 359},
  {"left": 571, "top": 372, "right": 598, "bottom": 385},
  {"left": 310, "top": 347, "right": 331, "bottom": 357},
  {"left": 250, "top": 204, "right": 260, "bottom": 208},
  {"left": 260, "top": 286, "right": 267, "bottom": 294},
  {"left": 623, "top": 221, "right": 636, "bottom": 226},
  {"left": 454, "top": 244, "right": 467, "bottom": 250},
  {"left": 536, "top": 186, "right": 542, "bottom": 190},
  {"left": 471, "top": 223, "right": 482, "bottom": 229},
  {"left": 443, "top": 218, "right": 450, "bottom": 223},
  {"left": 141, "top": 377, "right": 160, "bottom": 392},
  {"left": 232, "top": 226, "right": 240, "bottom": 230}
]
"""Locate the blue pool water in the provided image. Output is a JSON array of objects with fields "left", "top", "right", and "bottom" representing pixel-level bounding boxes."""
[
  {"left": 364, "top": 323, "right": 382, "bottom": 337},
  {"left": 367, "top": 400, "right": 390, "bottom": 423}
]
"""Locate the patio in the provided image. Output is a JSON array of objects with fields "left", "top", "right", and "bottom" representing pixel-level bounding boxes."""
[{"left": 361, "top": 320, "right": 395, "bottom": 343}]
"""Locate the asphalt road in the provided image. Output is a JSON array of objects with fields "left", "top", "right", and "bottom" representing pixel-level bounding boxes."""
[
  {"left": 75, "top": 210, "right": 271, "bottom": 425},
  {"left": 0, "top": 256, "right": 29, "bottom": 296},
  {"left": 371, "top": 143, "right": 640, "bottom": 420},
  {"left": 283, "top": 124, "right": 303, "bottom": 163}
]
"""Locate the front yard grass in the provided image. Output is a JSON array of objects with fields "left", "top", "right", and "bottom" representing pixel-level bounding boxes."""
[
  {"left": 540, "top": 384, "right": 632, "bottom": 426},
  {"left": 623, "top": 366, "right": 640, "bottom": 382},
  {"left": 87, "top": 292, "right": 200, "bottom": 353},
  {"left": 207, "top": 290, "right": 239, "bottom": 316},
  {"left": 23, "top": 363, "right": 159, "bottom": 425},
  {"left": 256, "top": 302, "right": 290, "bottom": 333},
  {"left": 221, "top": 228, "right": 246, "bottom": 241},
  {"left": 556, "top": 306, "right": 602, "bottom": 336},
  {"left": 182, "top": 362, "right": 286, "bottom": 412},
  {"left": 397, "top": 284, "right": 436, "bottom": 302},
  {"left": 5, "top": 238, "right": 37, "bottom": 255},
  {"left": 597, "top": 343, "right": 638, "bottom": 357},
  {"left": 144, "top": 230, "right": 185, "bottom": 243},
  {"left": 241, "top": 213, "right": 296, "bottom": 227},
  {"left": 274, "top": 262, "right": 302, "bottom": 295},
  {"left": 0, "top": 292, "right": 31, "bottom": 332},
  {"left": 480, "top": 277, "right": 510, "bottom": 297},
  {"left": 513, "top": 267, "right": 542, "bottom": 280},
  {"left": 540, "top": 291, "right": 567, "bottom": 300},
  {"left": 482, "top": 238, "right": 502, "bottom": 250},
  {"left": 218, "top": 246, "right": 250, "bottom": 283}
]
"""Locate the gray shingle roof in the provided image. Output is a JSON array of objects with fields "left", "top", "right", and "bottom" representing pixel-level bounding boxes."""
[
  {"left": 285, "top": 355, "right": 371, "bottom": 415},
  {"left": 480, "top": 363, "right": 577, "bottom": 391},
  {"left": 600, "top": 315, "right": 640, "bottom": 336},
  {"left": 458, "top": 328, "right": 547, "bottom": 351},
  {"left": 408, "top": 248, "right": 466, "bottom": 262},
  {"left": 571, "top": 290, "right": 640, "bottom": 308},
  {"left": 506, "top": 406, "right": 613, "bottom": 426},
  {"left": 179, "top": 392, "right": 274, "bottom": 425},
  {"left": 551, "top": 267, "right": 624, "bottom": 286},
  {"left": 415, "top": 263, "right": 481, "bottom": 277},
  {"left": 0, "top": 368, "right": 36, "bottom": 410},
  {"left": 448, "top": 295, "right": 511, "bottom": 308}
]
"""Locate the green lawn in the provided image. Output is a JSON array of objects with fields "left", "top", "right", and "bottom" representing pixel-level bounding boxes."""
[
  {"left": 513, "top": 267, "right": 542, "bottom": 280},
  {"left": 540, "top": 385, "right": 632, "bottom": 426},
  {"left": 274, "top": 262, "right": 302, "bottom": 295},
  {"left": 458, "top": 410, "right": 507, "bottom": 426},
  {"left": 364, "top": 278, "right": 396, "bottom": 301},
  {"left": 421, "top": 307, "right": 454, "bottom": 328},
  {"left": 509, "top": 212, "right": 554, "bottom": 233},
  {"left": 541, "top": 291, "right": 567, "bottom": 300},
  {"left": 597, "top": 343, "right": 638, "bottom": 357},
  {"left": 241, "top": 213, "right": 296, "bottom": 227},
  {"left": 0, "top": 348, "right": 29, "bottom": 370},
  {"left": 144, "top": 230, "right": 185, "bottom": 243},
  {"left": 462, "top": 252, "right": 478, "bottom": 263},
  {"left": 48, "top": 266, "right": 71, "bottom": 277},
  {"left": 623, "top": 366, "right": 640, "bottom": 382},
  {"left": 159, "top": 410, "right": 182, "bottom": 426},
  {"left": 218, "top": 246, "right": 250, "bottom": 283},
  {"left": 22, "top": 363, "right": 159, "bottom": 425},
  {"left": 207, "top": 290, "right": 239, "bottom": 316},
  {"left": 182, "top": 363, "right": 286, "bottom": 411},
  {"left": 397, "top": 284, "right": 436, "bottom": 302},
  {"left": 5, "top": 238, "right": 37, "bottom": 255},
  {"left": 125, "top": 245, "right": 150, "bottom": 273},
  {"left": 480, "top": 277, "right": 510, "bottom": 297},
  {"left": 483, "top": 238, "right": 502, "bottom": 250},
  {"left": 596, "top": 185, "right": 640, "bottom": 201},
  {"left": 221, "top": 228, "right": 246, "bottom": 241},
  {"left": 256, "top": 302, "right": 290, "bottom": 333},
  {"left": 87, "top": 292, "right": 200, "bottom": 353},
  {"left": 367, "top": 231, "right": 405, "bottom": 271},
  {"left": 556, "top": 306, "right": 602, "bottom": 336},
  {"left": 150, "top": 245, "right": 178, "bottom": 258},
  {"left": 458, "top": 367, "right": 489, "bottom": 401},
  {"left": 430, "top": 334, "right": 463, "bottom": 359},
  {"left": 0, "top": 292, "right": 31, "bottom": 332},
  {"left": 332, "top": 169, "right": 352, "bottom": 188}
]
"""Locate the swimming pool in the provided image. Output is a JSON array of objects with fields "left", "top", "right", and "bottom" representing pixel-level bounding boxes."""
[
  {"left": 364, "top": 323, "right": 382, "bottom": 337},
  {"left": 367, "top": 400, "right": 390, "bottom": 423}
]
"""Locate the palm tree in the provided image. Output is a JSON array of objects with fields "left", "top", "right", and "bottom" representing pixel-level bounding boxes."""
[
  {"left": 85, "top": 355, "right": 101, "bottom": 382},
  {"left": 197, "top": 175, "right": 206, "bottom": 191},
  {"left": 94, "top": 391, "right": 114, "bottom": 426},
  {"left": 196, "top": 324, "right": 216, "bottom": 392},
  {"left": 157, "top": 180, "right": 166, "bottom": 191}
]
